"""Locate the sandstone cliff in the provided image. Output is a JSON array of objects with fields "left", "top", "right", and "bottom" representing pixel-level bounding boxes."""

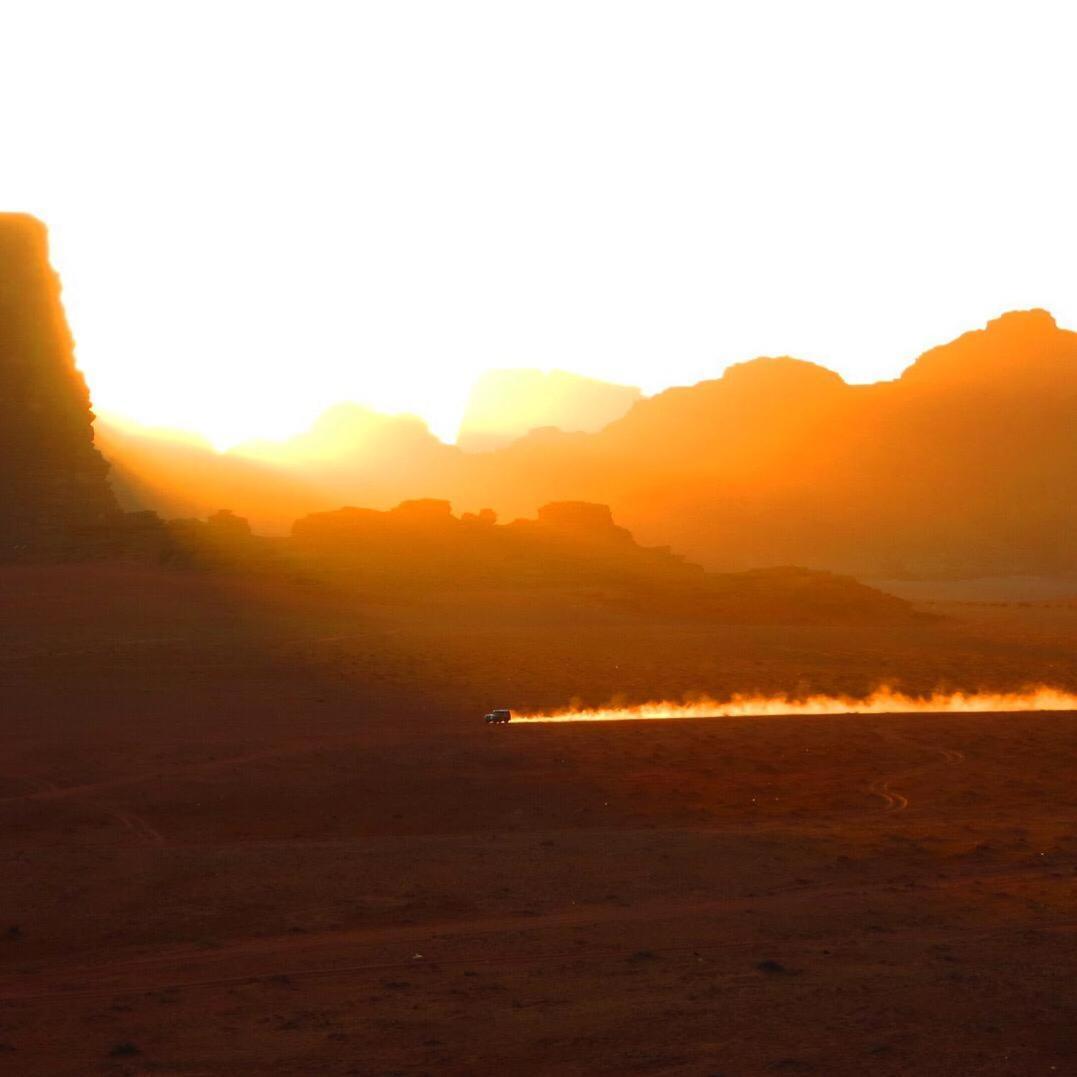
[{"left": 0, "top": 214, "right": 120, "bottom": 558}]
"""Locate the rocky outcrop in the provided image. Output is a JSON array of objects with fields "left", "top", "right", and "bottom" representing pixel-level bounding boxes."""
[
  {"left": 0, "top": 214, "right": 120, "bottom": 558},
  {"left": 287, "top": 498, "right": 914, "bottom": 622},
  {"left": 534, "top": 501, "right": 634, "bottom": 545}
]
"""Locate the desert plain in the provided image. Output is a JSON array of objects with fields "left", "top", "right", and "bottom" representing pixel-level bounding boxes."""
[{"left": 0, "top": 564, "right": 1074, "bottom": 1075}]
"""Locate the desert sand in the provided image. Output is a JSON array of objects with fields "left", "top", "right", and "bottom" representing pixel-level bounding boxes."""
[{"left": 0, "top": 564, "right": 1075, "bottom": 1074}]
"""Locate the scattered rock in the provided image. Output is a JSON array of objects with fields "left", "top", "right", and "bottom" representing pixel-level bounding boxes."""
[{"left": 756, "top": 959, "right": 788, "bottom": 974}]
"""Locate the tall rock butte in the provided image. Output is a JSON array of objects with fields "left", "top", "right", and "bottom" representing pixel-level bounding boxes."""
[{"left": 0, "top": 214, "right": 120, "bottom": 558}]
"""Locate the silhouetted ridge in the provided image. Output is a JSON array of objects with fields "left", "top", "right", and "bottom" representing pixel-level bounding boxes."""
[
  {"left": 97, "top": 309, "right": 1077, "bottom": 579},
  {"left": 900, "top": 309, "right": 1074, "bottom": 387},
  {"left": 0, "top": 214, "right": 121, "bottom": 558},
  {"left": 281, "top": 498, "right": 913, "bottom": 622},
  {"left": 534, "top": 501, "right": 634, "bottom": 545}
]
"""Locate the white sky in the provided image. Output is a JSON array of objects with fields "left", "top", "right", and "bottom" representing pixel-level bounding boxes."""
[{"left": 2, "top": 1, "right": 1076, "bottom": 446}]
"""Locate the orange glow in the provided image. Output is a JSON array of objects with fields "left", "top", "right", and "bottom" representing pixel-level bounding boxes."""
[
  {"left": 9, "top": 6, "right": 1077, "bottom": 451},
  {"left": 518, "top": 685, "right": 1077, "bottom": 722}
]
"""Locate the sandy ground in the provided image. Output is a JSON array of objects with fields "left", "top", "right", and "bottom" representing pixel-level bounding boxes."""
[{"left": 0, "top": 564, "right": 1075, "bottom": 1075}]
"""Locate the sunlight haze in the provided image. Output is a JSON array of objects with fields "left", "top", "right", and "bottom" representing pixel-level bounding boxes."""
[{"left": 4, "top": 0, "right": 1077, "bottom": 446}]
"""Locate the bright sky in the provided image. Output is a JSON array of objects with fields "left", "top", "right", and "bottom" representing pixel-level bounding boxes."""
[{"left": 3, "top": 1, "right": 1077, "bottom": 447}]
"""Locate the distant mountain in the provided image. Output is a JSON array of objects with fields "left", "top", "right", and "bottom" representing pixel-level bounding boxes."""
[
  {"left": 234, "top": 403, "right": 462, "bottom": 514},
  {"left": 234, "top": 403, "right": 444, "bottom": 467},
  {"left": 619, "top": 309, "right": 1076, "bottom": 577},
  {"left": 448, "top": 310, "right": 1075, "bottom": 578},
  {"left": 98, "top": 310, "right": 1077, "bottom": 579},
  {"left": 456, "top": 369, "right": 641, "bottom": 452}
]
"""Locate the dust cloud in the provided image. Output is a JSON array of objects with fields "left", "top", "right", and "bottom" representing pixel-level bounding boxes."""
[{"left": 519, "top": 684, "right": 1077, "bottom": 722}]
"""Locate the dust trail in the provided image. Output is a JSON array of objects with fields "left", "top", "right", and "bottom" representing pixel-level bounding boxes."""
[{"left": 517, "top": 685, "right": 1077, "bottom": 723}]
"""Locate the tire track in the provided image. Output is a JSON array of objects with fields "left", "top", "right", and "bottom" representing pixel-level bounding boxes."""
[
  {"left": 0, "top": 774, "right": 59, "bottom": 798},
  {"left": 0, "top": 865, "right": 1069, "bottom": 1005},
  {"left": 109, "top": 809, "right": 165, "bottom": 845},
  {"left": 24, "top": 857, "right": 1061, "bottom": 980},
  {"left": 0, "top": 738, "right": 349, "bottom": 806},
  {"left": 868, "top": 739, "right": 965, "bottom": 813},
  {"left": 867, "top": 776, "right": 909, "bottom": 812}
]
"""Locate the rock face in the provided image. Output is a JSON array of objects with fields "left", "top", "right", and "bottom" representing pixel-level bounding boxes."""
[{"left": 0, "top": 214, "right": 120, "bottom": 558}]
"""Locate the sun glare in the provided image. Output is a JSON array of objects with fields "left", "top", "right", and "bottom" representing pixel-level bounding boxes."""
[{"left": 5, "top": 3, "right": 1077, "bottom": 449}]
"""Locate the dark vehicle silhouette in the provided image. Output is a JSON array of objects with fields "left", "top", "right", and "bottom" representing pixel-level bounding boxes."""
[{"left": 484, "top": 708, "right": 512, "bottom": 724}]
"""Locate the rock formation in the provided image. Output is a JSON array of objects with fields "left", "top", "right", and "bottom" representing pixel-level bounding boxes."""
[
  {"left": 0, "top": 214, "right": 120, "bottom": 558},
  {"left": 98, "top": 308, "right": 1077, "bottom": 580},
  {"left": 287, "top": 498, "right": 914, "bottom": 622}
]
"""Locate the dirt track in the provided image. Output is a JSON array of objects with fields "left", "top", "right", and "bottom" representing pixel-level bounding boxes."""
[
  {"left": 2, "top": 859, "right": 1068, "bottom": 1005},
  {"left": 866, "top": 736, "right": 967, "bottom": 812}
]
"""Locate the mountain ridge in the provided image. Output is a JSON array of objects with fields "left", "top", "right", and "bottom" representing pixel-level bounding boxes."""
[{"left": 97, "top": 308, "right": 1077, "bottom": 579}]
